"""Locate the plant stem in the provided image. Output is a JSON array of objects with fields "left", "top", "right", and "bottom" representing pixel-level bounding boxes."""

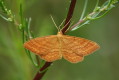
[
  {"left": 33, "top": 0, "right": 77, "bottom": 80},
  {"left": 61, "top": 0, "right": 77, "bottom": 34},
  {"left": 34, "top": 62, "right": 52, "bottom": 80}
]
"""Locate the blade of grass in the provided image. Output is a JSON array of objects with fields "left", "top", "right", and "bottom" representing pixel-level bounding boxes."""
[
  {"left": 93, "top": 0, "right": 99, "bottom": 12},
  {"left": 80, "top": 0, "right": 88, "bottom": 20}
]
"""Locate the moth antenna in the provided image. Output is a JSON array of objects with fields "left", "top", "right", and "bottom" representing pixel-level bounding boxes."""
[
  {"left": 58, "top": 19, "right": 66, "bottom": 31},
  {"left": 50, "top": 15, "right": 60, "bottom": 32},
  {"left": 60, "top": 19, "right": 71, "bottom": 32},
  {"left": 65, "top": 21, "right": 74, "bottom": 33}
]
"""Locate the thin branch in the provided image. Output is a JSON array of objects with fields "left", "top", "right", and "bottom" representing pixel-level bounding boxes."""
[
  {"left": 61, "top": 0, "right": 77, "bottom": 34},
  {"left": 70, "top": 0, "right": 119, "bottom": 31},
  {"left": 34, "top": 62, "right": 52, "bottom": 80},
  {"left": 33, "top": 0, "right": 77, "bottom": 80}
]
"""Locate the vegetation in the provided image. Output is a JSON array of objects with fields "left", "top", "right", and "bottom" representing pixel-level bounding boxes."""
[{"left": 0, "top": 0, "right": 119, "bottom": 80}]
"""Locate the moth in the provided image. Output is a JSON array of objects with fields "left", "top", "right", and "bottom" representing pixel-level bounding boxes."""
[{"left": 24, "top": 16, "right": 100, "bottom": 63}]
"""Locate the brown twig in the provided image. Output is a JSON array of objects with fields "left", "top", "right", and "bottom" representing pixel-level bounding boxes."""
[
  {"left": 61, "top": 0, "right": 77, "bottom": 34},
  {"left": 34, "top": 62, "right": 52, "bottom": 80},
  {"left": 33, "top": 0, "right": 77, "bottom": 80}
]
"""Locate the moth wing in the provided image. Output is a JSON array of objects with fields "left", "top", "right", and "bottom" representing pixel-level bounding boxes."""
[
  {"left": 61, "top": 35, "right": 100, "bottom": 63},
  {"left": 24, "top": 35, "right": 62, "bottom": 62}
]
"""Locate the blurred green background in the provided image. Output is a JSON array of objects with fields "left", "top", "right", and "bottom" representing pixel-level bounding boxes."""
[{"left": 0, "top": 0, "right": 119, "bottom": 80}]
